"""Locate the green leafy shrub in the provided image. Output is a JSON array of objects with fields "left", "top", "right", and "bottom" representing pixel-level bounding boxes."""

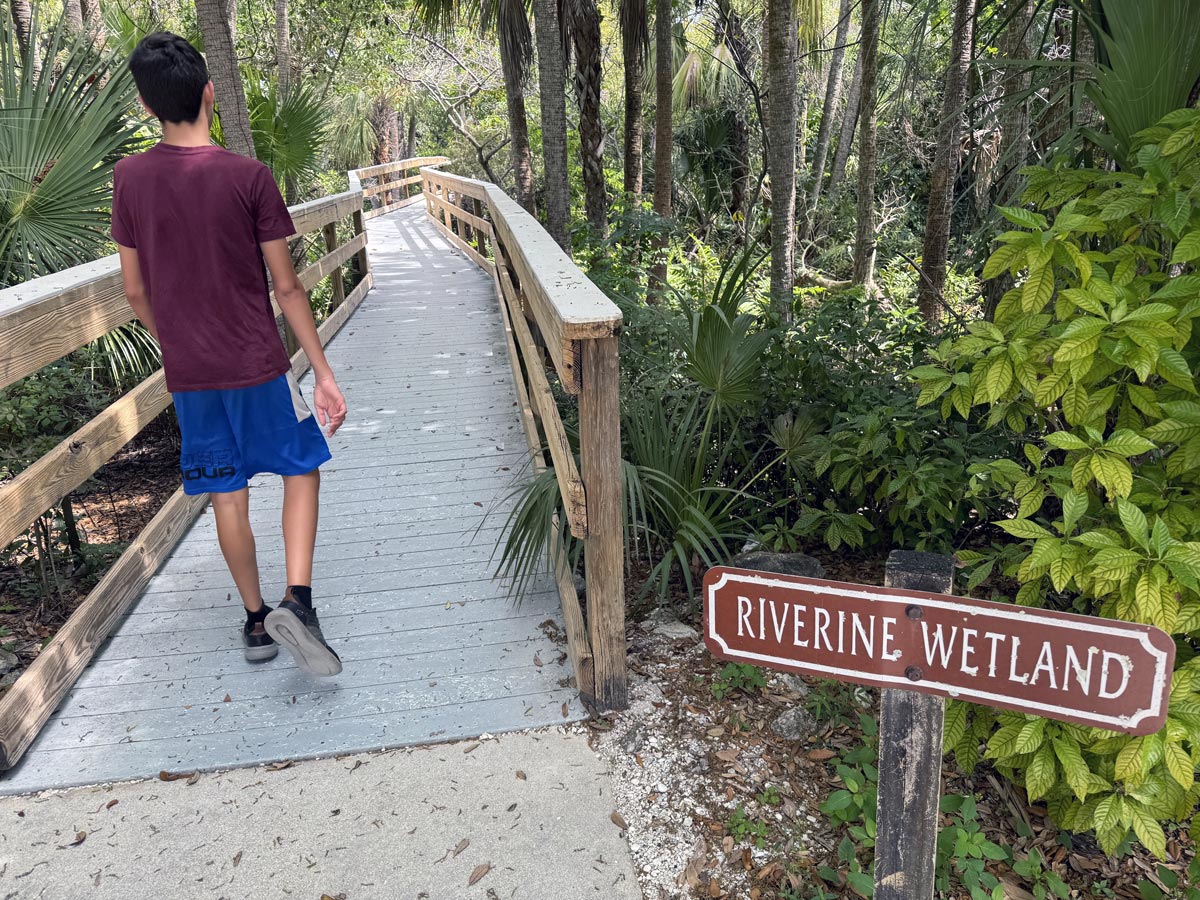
[{"left": 914, "top": 109, "right": 1200, "bottom": 857}]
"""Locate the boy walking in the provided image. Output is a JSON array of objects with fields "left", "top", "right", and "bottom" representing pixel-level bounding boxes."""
[{"left": 113, "top": 32, "right": 346, "bottom": 675}]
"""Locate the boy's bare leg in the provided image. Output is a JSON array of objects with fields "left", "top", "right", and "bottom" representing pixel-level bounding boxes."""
[
  {"left": 210, "top": 488, "right": 263, "bottom": 611},
  {"left": 282, "top": 470, "right": 320, "bottom": 588}
]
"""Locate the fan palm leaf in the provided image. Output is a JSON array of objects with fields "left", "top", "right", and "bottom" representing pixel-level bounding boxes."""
[
  {"left": 0, "top": 19, "right": 141, "bottom": 283},
  {"left": 247, "top": 78, "right": 329, "bottom": 188}
]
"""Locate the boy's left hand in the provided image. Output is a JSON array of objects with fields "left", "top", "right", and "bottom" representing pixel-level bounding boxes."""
[{"left": 313, "top": 377, "right": 347, "bottom": 436}]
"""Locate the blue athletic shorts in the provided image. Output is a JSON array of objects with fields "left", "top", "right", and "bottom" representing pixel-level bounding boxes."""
[{"left": 173, "top": 371, "right": 332, "bottom": 495}]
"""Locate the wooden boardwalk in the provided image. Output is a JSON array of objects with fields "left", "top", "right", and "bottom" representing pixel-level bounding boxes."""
[{"left": 0, "top": 206, "right": 584, "bottom": 794}]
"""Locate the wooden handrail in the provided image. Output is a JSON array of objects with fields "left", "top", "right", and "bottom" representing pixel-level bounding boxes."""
[
  {"left": 348, "top": 156, "right": 449, "bottom": 218},
  {"left": 0, "top": 183, "right": 374, "bottom": 772},
  {"left": 418, "top": 165, "right": 627, "bottom": 712}
]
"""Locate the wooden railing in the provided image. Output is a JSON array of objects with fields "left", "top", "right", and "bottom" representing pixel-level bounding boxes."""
[
  {"left": 349, "top": 155, "right": 450, "bottom": 219},
  {"left": 419, "top": 166, "right": 628, "bottom": 711},
  {"left": 0, "top": 184, "right": 373, "bottom": 771}
]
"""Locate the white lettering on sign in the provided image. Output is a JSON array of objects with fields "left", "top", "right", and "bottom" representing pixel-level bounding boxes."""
[{"left": 727, "top": 595, "right": 1145, "bottom": 702}]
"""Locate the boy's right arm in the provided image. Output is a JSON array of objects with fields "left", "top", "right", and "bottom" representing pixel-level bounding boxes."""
[{"left": 117, "top": 245, "right": 159, "bottom": 342}]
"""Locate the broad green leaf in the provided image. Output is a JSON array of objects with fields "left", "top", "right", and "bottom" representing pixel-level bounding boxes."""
[
  {"left": 1156, "top": 348, "right": 1198, "bottom": 394},
  {"left": 1025, "top": 743, "right": 1057, "bottom": 800},
  {"left": 1104, "top": 430, "right": 1156, "bottom": 457},
  {"left": 994, "top": 518, "right": 1054, "bottom": 540},
  {"left": 983, "top": 241, "right": 1026, "bottom": 280},
  {"left": 1045, "top": 431, "right": 1090, "bottom": 451},
  {"left": 1061, "top": 490, "right": 1089, "bottom": 532},
  {"left": 1116, "top": 498, "right": 1150, "bottom": 549},
  {"left": 1129, "top": 803, "right": 1168, "bottom": 859},
  {"left": 1022, "top": 263, "right": 1056, "bottom": 312},
  {"left": 997, "top": 205, "right": 1048, "bottom": 230},
  {"left": 1172, "top": 230, "right": 1200, "bottom": 264},
  {"left": 1164, "top": 742, "right": 1194, "bottom": 790}
]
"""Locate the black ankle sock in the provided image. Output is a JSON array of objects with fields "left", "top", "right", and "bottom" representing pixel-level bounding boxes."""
[
  {"left": 245, "top": 603, "right": 271, "bottom": 626},
  {"left": 288, "top": 585, "right": 313, "bottom": 610}
]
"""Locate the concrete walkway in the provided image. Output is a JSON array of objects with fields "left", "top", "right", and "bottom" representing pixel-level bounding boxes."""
[{"left": 0, "top": 729, "right": 640, "bottom": 900}]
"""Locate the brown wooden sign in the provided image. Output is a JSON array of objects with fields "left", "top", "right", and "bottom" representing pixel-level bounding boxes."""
[{"left": 703, "top": 566, "right": 1175, "bottom": 736}]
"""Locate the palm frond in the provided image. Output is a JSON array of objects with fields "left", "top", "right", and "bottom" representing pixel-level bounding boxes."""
[
  {"left": 248, "top": 78, "right": 330, "bottom": 187},
  {"left": 0, "top": 17, "right": 141, "bottom": 283}
]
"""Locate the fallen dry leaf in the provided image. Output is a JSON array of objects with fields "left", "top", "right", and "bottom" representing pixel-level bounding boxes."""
[
  {"left": 453, "top": 839, "right": 469, "bottom": 858},
  {"left": 223, "top": 694, "right": 232, "bottom": 703},
  {"left": 186, "top": 772, "right": 201, "bottom": 786},
  {"left": 533, "top": 652, "right": 543, "bottom": 667},
  {"left": 69, "top": 831, "right": 87, "bottom": 847},
  {"left": 715, "top": 749, "right": 739, "bottom": 763},
  {"left": 468, "top": 862, "right": 492, "bottom": 886},
  {"left": 805, "top": 748, "right": 836, "bottom": 761},
  {"left": 105, "top": 800, "right": 118, "bottom": 810},
  {"left": 706, "top": 726, "right": 725, "bottom": 737},
  {"left": 515, "top": 771, "right": 526, "bottom": 781},
  {"left": 708, "top": 878, "right": 722, "bottom": 898},
  {"left": 233, "top": 851, "right": 242, "bottom": 868},
  {"left": 266, "top": 760, "right": 294, "bottom": 771},
  {"left": 610, "top": 810, "right": 629, "bottom": 831},
  {"left": 561, "top": 702, "right": 569, "bottom": 718},
  {"left": 462, "top": 742, "right": 481, "bottom": 754},
  {"left": 158, "top": 770, "right": 195, "bottom": 782}
]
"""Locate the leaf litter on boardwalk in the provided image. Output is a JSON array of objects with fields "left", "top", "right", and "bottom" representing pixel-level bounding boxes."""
[{"left": 468, "top": 862, "right": 492, "bottom": 886}]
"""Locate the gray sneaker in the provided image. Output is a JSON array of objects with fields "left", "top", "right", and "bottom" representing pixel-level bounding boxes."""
[{"left": 264, "top": 590, "right": 342, "bottom": 676}]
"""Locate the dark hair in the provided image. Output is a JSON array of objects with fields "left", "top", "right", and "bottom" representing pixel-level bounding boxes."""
[{"left": 128, "top": 32, "right": 210, "bottom": 124}]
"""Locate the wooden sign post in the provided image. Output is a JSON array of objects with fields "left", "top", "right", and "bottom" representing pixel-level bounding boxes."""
[{"left": 702, "top": 551, "right": 1175, "bottom": 900}]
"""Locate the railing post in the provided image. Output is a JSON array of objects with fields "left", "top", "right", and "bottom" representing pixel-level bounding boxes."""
[
  {"left": 579, "top": 335, "right": 627, "bottom": 710},
  {"left": 352, "top": 208, "right": 370, "bottom": 281},
  {"left": 323, "top": 222, "right": 346, "bottom": 312},
  {"left": 472, "top": 197, "right": 487, "bottom": 257}
]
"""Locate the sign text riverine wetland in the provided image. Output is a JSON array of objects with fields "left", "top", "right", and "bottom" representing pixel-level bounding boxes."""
[{"left": 703, "top": 566, "right": 1175, "bottom": 735}]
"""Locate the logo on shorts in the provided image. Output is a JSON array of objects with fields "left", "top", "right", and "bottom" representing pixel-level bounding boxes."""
[{"left": 181, "top": 450, "right": 237, "bottom": 482}]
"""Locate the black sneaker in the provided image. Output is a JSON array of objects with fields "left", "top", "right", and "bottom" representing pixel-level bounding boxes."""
[
  {"left": 243, "top": 615, "right": 279, "bottom": 663},
  {"left": 264, "top": 591, "right": 342, "bottom": 676}
]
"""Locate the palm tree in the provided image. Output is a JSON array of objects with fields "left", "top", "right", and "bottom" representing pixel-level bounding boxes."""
[
  {"left": 413, "top": 0, "right": 538, "bottom": 214},
  {"left": 851, "top": 0, "right": 880, "bottom": 287},
  {"left": 195, "top": 0, "right": 257, "bottom": 158},
  {"left": 81, "top": 0, "right": 103, "bottom": 44},
  {"left": 620, "top": 0, "right": 648, "bottom": 195},
  {"left": 10, "top": 0, "right": 39, "bottom": 79},
  {"left": 649, "top": 0, "right": 672, "bottom": 296},
  {"left": 916, "top": 0, "right": 975, "bottom": 322},
  {"left": 567, "top": 0, "right": 607, "bottom": 232},
  {"left": 533, "top": 0, "right": 569, "bottom": 247},
  {"left": 807, "top": 0, "right": 852, "bottom": 212},
  {"left": 63, "top": 0, "right": 83, "bottom": 32},
  {"left": 764, "top": 0, "right": 797, "bottom": 316}
]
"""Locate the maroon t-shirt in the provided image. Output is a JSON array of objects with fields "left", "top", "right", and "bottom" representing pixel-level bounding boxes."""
[{"left": 111, "top": 143, "right": 296, "bottom": 392}]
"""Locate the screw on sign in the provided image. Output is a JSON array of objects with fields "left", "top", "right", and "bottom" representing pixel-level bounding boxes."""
[{"left": 702, "top": 551, "right": 1175, "bottom": 900}]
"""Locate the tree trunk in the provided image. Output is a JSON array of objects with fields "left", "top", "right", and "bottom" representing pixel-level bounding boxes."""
[
  {"left": 371, "top": 96, "right": 394, "bottom": 165},
  {"left": 498, "top": 26, "right": 537, "bottom": 214},
  {"left": 984, "top": 0, "right": 1034, "bottom": 318},
  {"left": 765, "top": 0, "right": 798, "bottom": 317},
  {"left": 195, "top": 0, "right": 257, "bottom": 159},
  {"left": 387, "top": 105, "right": 400, "bottom": 162},
  {"left": 916, "top": 0, "right": 976, "bottom": 322},
  {"left": 649, "top": 0, "right": 673, "bottom": 297},
  {"left": 276, "top": 0, "right": 297, "bottom": 203},
  {"left": 714, "top": 0, "right": 753, "bottom": 223},
  {"left": 996, "top": 0, "right": 1033, "bottom": 203},
  {"left": 851, "top": 0, "right": 881, "bottom": 287},
  {"left": 621, "top": 0, "right": 648, "bottom": 195},
  {"left": 81, "top": 0, "right": 105, "bottom": 44},
  {"left": 532, "top": 0, "right": 570, "bottom": 248},
  {"left": 405, "top": 110, "right": 417, "bottom": 159},
  {"left": 828, "top": 49, "right": 862, "bottom": 192},
  {"left": 11, "top": 0, "right": 39, "bottom": 79},
  {"left": 569, "top": 0, "right": 607, "bottom": 233},
  {"left": 63, "top": 0, "right": 83, "bottom": 32},
  {"left": 809, "top": 0, "right": 852, "bottom": 210}
]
